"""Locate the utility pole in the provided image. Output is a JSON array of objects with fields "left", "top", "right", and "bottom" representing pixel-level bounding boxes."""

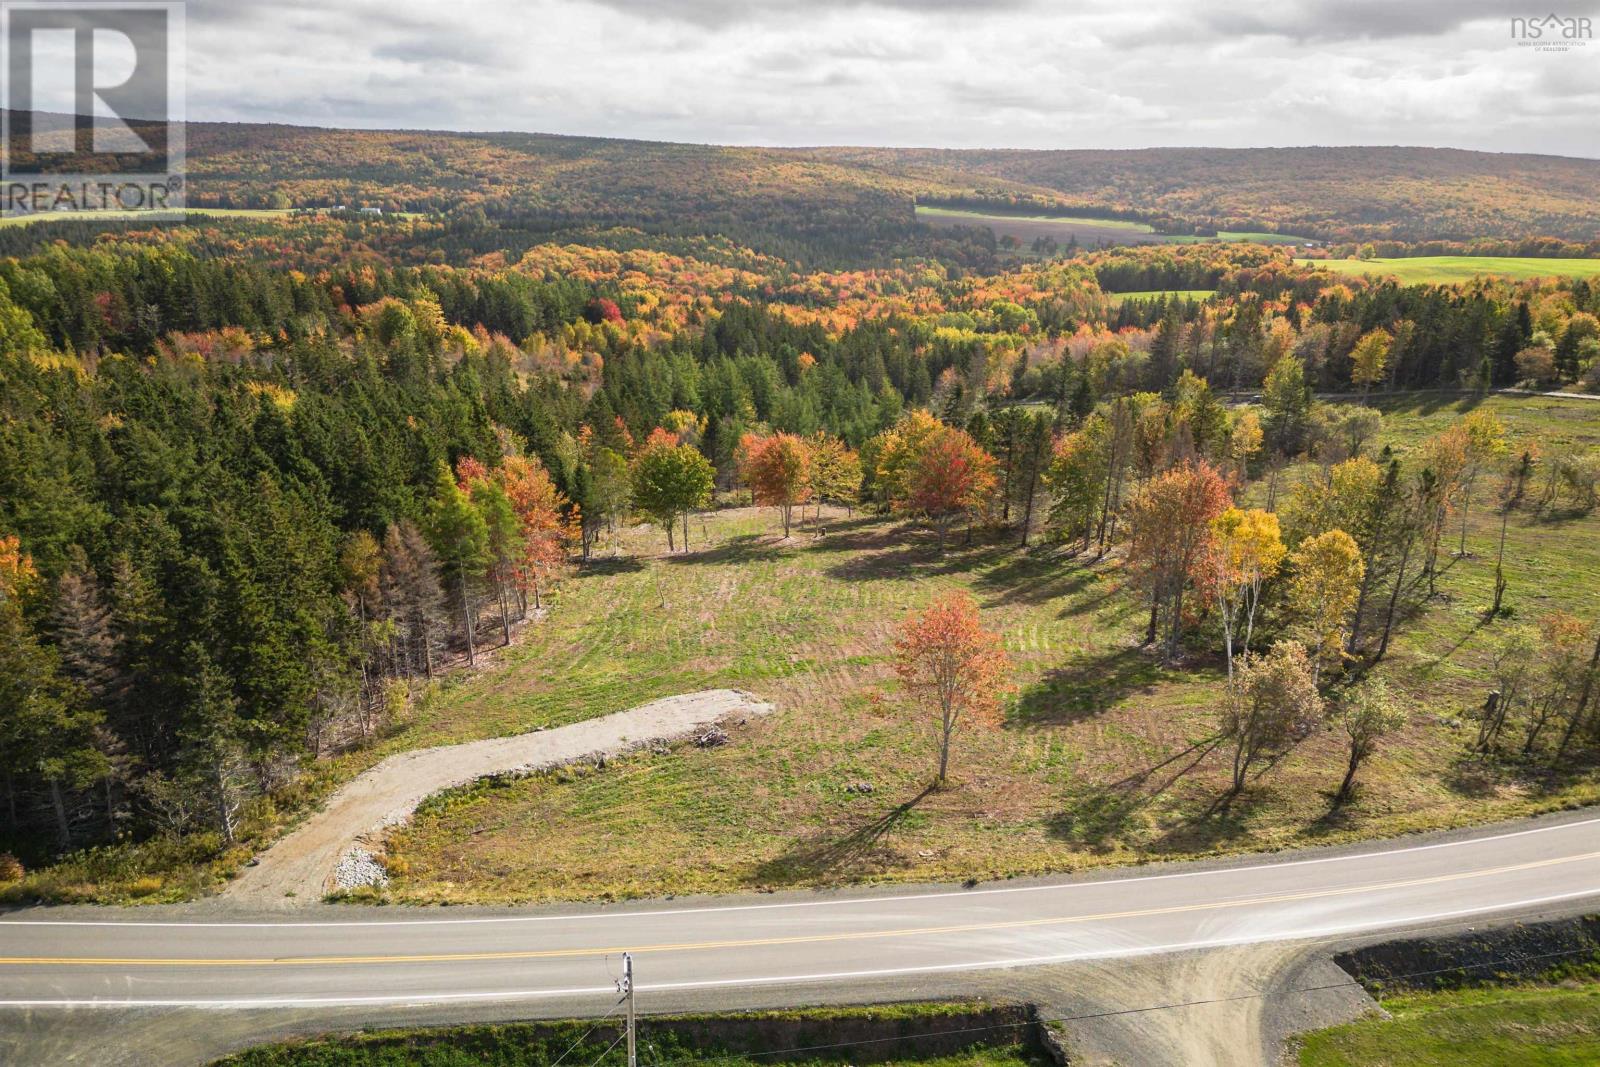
[{"left": 622, "top": 953, "right": 637, "bottom": 1067}]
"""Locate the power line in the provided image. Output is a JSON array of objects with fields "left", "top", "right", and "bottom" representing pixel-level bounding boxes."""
[
  {"left": 548, "top": 993, "right": 629, "bottom": 1067},
  {"left": 636, "top": 941, "right": 1600, "bottom": 1067},
  {"left": 585, "top": 1028, "right": 630, "bottom": 1067}
]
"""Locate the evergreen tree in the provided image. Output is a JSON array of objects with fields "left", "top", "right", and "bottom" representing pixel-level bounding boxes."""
[{"left": 424, "top": 465, "right": 490, "bottom": 666}]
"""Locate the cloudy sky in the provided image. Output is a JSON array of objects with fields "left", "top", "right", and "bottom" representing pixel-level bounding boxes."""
[{"left": 183, "top": 0, "right": 1600, "bottom": 156}]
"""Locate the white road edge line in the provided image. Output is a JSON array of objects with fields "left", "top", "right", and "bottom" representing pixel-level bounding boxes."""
[
  {"left": 4, "top": 887, "right": 1599, "bottom": 1009},
  {"left": 5, "top": 813, "right": 1598, "bottom": 929}
]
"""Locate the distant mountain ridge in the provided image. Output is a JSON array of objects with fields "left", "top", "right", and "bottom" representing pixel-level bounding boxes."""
[{"left": 162, "top": 120, "right": 1600, "bottom": 246}]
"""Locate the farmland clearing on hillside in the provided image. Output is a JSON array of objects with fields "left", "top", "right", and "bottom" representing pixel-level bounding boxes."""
[
  {"left": 918, "top": 206, "right": 1307, "bottom": 249},
  {"left": 1303, "top": 255, "right": 1600, "bottom": 285}
]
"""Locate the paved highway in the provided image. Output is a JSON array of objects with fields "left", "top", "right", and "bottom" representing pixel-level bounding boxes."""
[{"left": 2, "top": 813, "right": 1599, "bottom": 1013}]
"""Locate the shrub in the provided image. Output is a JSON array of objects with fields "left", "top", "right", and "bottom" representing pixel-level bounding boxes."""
[{"left": 1516, "top": 345, "right": 1557, "bottom": 386}]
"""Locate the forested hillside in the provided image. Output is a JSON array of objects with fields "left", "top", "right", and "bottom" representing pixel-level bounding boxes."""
[
  {"left": 1, "top": 207, "right": 1599, "bottom": 900},
  {"left": 172, "top": 122, "right": 1600, "bottom": 257},
  {"left": 826, "top": 146, "right": 1600, "bottom": 244}
]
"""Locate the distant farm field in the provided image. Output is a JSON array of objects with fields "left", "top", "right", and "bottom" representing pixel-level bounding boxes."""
[
  {"left": 0, "top": 208, "right": 426, "bottom": 227},
  {"left": 1105, "top": 289, "right": 1216, "bottom": 305},
  {"left": 917, "top": 206, "right": 1304, "bottom": 248},
  {"left": 1302, "top": 256, "right": 1600, "bottom": 284},
  {"left": 0, "top": 208, "right": 295, "bottom": 227},
  {"left": 377, "top": 395, "right": 1600, "bottom": 906},
  {"left": 918, "top": 206, "right": 1165, "bottom": 247}
]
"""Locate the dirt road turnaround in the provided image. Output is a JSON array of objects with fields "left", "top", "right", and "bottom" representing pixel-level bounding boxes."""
[{"left": 225, "top": 690, "right": 774, "bottom": 906}]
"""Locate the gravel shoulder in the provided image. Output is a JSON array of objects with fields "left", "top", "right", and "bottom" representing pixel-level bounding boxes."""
[{"left": 224, "top": 690, "right": 773, "bottom": 906}]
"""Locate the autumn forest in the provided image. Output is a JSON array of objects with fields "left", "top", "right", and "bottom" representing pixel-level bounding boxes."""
[{"left": 1, "top": 126, "right": 1600, "bottom": 903}]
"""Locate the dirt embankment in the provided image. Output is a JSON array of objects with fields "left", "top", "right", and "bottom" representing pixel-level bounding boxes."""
[
  {"left": 224, "top": 690, "right": 773, "bottom": 906},
  {"left": 1335, "top": 914, "right": 1600, "bottom": 993}
]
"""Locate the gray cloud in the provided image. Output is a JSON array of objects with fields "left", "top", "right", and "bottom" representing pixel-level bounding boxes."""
[
  {"left": 577, "top": 0, "right": 1036, "bottom": 27},
  {"left": 1198, "top": 0, "right": 1600, "bottom": 42},
  {"left": 175, "top": 0, "right": 1600, "bottom": 156}
]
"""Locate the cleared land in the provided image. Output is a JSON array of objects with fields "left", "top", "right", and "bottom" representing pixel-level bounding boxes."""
[
  {"left": 918, "top": 206, "right": 1304, "bottom": 248},
  {"left": 0, "top": 208, "right": 425, "bottom": 227},
  {"left": 0, "top": 208, "right": 295, "bottom": 227},
  {"left": 226, "top": 690, "right": 771, "bottom": 904},
  {"left": 1299, "top": 981, "right": 1600, "bottom": 1066},
  {"left": 371, "top": 396, "right": 1600, "bottom": 906},
  {"left": 1302, "top": 256, "right": 1600, "bottom": 284}
]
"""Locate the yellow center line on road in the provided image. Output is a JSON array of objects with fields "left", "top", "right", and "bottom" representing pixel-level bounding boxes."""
[{"left": 6, "top": 848, "right": 1599, "bottom": 968}]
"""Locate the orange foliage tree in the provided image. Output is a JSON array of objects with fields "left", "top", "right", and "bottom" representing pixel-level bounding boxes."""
[
  {"left": 740, "top": 432, "right": 813, "bottom": 537},
  {"left": 500, "top": 455, "right": 572, "bottom": 612},
  {"left": 903, "top": 426, "right": 998, "bottom": 552},
  {"left": 894, "top": 591, "right": 1011, "bottom": 785},
  {"left": 1125, "top": 461, "right": 1232, "bottom": 659},
  {"left": 0, "top": 534, "right": 35, "bottom": 601}
]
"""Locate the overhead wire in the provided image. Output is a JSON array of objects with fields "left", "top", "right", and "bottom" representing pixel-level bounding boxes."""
[{"left": 632, "top": 940, "right": 1600, "bottom": 1066}]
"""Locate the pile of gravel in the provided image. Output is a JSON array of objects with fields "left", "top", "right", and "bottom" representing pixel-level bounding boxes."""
[{"left": 332, "top": 847, "right": 389, "bottom": 891}]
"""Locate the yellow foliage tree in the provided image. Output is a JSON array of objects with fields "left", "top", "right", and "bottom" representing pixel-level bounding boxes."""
[
  {"left": 1211, "top": 508, "right": 1287, "bottom": 679},
  {"left": 1289, "top": 529, "right": 1366, "bottom": 685},
  {"left": 1350, "top": 329, "right": 1391, "bottom": 398}
]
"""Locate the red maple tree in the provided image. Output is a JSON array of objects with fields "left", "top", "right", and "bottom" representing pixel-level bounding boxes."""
[
  {"left": 895, "top": 591, "right": 1011, "bottom": 785},
  {"left": 740, "top": 432, "right": 813, "bottom": 537},
  {"left": 903, "top": 427, "right": 998, "bottom": 552}
]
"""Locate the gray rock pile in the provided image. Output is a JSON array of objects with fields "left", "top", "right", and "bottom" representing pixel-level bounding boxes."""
[{"left": 332, "top": 847, "right": 389, "bottom": 891}]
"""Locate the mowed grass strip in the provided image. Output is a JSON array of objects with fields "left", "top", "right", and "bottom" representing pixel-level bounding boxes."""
[
  {"left": 383, "top": 396, "right": 1600, "bottom": 905},
  {"left": 1298, "top": 982, "right": 1600, "bottom": 1066}
]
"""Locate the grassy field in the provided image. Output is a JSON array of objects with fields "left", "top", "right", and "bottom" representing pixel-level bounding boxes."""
[
  {"left": 1299, "top": 981, "right": 1600, "bottom": 1066},
  {"left": 372, "top": 395, "right": 1600, "bottom": 905},
  {"left": 918, "top": 206, "right": 1156, "bottom": 230},
  {"left": 0, "top": 208, "right": 427, "bottom": 227},
  {"left": 1302, "top": 256, "right": 1600, "bottom": 284},
  {"left": 0, "top": 208, "right": 295, "bottom": 226},
  {"left": 1105, "top": 289, "right": 1215, "bottom": 305},
  {"left": 917, "top": 207, "right": 1303, "bottom": 248}
]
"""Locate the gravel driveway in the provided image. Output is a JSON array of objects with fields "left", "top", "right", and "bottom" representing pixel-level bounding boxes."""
[{"left": 224, "top": 689, "right": 773, "bottom": 906}]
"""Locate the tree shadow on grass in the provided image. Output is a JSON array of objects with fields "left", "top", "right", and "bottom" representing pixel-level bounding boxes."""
[
  {"left": 749, "top": 785, "right": 937, "bottom": 887},
  {"left": 1009, "top": 647, "right": 1167, "bottom": 727},
  {"left": 1059, "top": 585, "right": 1124, "bottom": 620},
  {"left": 792, "top": 515, "right": 895, "bottom": 547},
  {"left": 1444, "top": 750, "right": 1565, "bottom": 801},
  {"left": 1429, "top": 609, "right": 1496, "bottom": 666},
  {"left": 1046, "top": 790, "right": 1147, "bottom": 852},
  {"left": 1111, "top": 734, "right": 1224, "bottom": 794},
  {"left": 1148, "top": 801, "right": 1260, "bottom": 854},
  {"left": 578, "top": 557, "right": 647, "bottom": 577},
  {"left": 665, "top": 534, "right": 795, "bottom": 567},
  {"left": 974, "top": 549, "right": 1108, "bottom": 609},
  {"left": 823, "top": 534, "right": 1016, "bottom": 583},
  {"left": 1047, "top": 736, "right": 1222, "bottom": 852}
]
